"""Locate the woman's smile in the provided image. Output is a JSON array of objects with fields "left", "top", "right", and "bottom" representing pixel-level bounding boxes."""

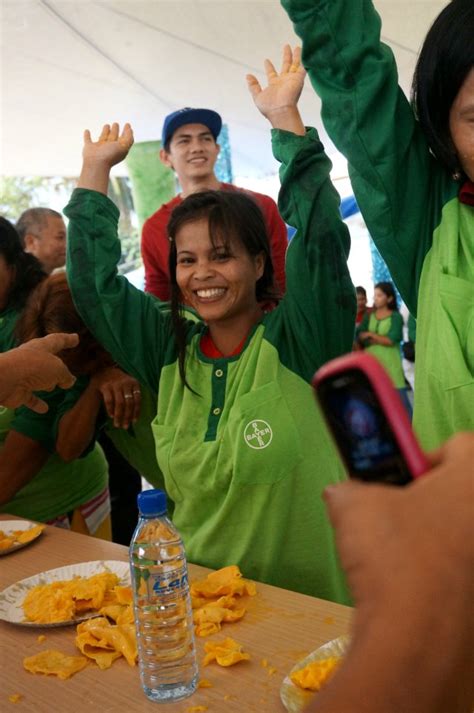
[
  {"left": 175, "top": 217, "right": 264, "bottom": 326},
  {"left": 194, "top": 286, "right": 227, "bottom": 301}
]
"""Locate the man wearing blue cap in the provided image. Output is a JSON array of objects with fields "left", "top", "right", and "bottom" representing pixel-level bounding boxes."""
[{"left": 141, "top": 107, "right": 288, "bottom": 302}]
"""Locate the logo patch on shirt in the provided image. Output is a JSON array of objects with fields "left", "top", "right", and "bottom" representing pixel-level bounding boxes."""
[{"left": 244, "top": 420, "right": 273, "bottom": 449}]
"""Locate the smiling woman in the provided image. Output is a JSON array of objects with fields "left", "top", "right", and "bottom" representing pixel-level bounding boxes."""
[
  {"left": 168, "top": 192, "right": 274, "bottom": 379},
  {"left": 449, "top": 68, "right": 474, "bottom": 182},
  {"left": 65, "top": 48, "right": 357, "bottom": 603}
]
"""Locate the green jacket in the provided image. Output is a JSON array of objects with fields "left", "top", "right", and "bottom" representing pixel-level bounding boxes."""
[
  {"left": 66, "top": 128, "right": 355, "bottom": 603},
  {"left": 282, "top": 0, "right": 474, "bottom": 449}
]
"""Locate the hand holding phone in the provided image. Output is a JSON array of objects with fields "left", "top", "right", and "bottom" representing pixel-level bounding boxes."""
[{"left": 313, "top": 353, "right": 429, "bottom": 485}]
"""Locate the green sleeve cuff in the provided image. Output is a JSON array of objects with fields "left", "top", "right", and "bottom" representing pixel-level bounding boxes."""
[
  {"left": 271, "top": 126, "right": 322, "bottom": 164},
  {"left": 386, "top": 312, "right": 403, "bottom": 343},
  {"left": 65, "top": 188, "right": 120, "bottom": 224}
]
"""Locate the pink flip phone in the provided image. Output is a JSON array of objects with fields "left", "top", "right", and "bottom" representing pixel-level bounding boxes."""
[{"left": 313, "top": 352, "right": 430, "bottom": 484}]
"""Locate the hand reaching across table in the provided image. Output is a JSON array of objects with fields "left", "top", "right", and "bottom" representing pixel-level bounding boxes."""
[{"left": 0, "top": 333, "right": 79, "bottom": 413}]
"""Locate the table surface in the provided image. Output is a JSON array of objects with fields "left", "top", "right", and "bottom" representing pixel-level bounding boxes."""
[{"left": 0, "top": 515, "right": 352, "bottom": 713}]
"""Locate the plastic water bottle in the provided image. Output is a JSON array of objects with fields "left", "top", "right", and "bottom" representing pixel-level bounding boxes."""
[{"left": 129, "top": 489, "right": 198, "bottom": 702}]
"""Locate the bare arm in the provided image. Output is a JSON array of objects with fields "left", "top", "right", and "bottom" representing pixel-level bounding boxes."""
[
  {"left": 361, "top": 332, "right": 394, "bottom": 346},
  {"left": 56, "top": 367, "right": 141, "bottom": 462},
  {"left": 0, "top": 431, "right": 50, "bottom": 505},
  {"left": 306, "top": 433, "right": 474, "bottom": 713}
]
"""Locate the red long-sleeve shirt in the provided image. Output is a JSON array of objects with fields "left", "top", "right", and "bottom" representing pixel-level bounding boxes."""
[{"left": 141, "top": 182, "right": 288, "bottom": 300}]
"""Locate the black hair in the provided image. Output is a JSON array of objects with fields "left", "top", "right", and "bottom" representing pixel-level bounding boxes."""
[
  {"left": 0, "top": 216, "right": 46, "bottom": 311},
  {"left": 15, "top": 272, "right": 113, "bottom": 376},
  {"left": 355, "top": 286, "right": 367, "bottom": 297},
  {"left": 374, "top": 281, "right": 398, "bottom": 312},
  {"left": 167, "top": 190, "right": 278, "bottom": 387},
  {"left": 16, "top": 207, "right": 64, "bottom": 247},
  {"left": 411, "top": 0, "right": 474, "bottom": 176}
]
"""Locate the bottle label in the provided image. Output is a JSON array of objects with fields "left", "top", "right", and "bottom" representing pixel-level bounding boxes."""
[{"left": 141, "top": 565, "right": 189, "bottom": 598}]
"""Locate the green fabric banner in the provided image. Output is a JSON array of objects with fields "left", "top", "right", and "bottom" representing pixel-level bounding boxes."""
[{"left": 125, "top": 141, "right": 175, "bottom": 230}]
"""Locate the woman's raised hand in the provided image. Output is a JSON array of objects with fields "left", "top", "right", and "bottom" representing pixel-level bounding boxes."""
[
  {"left": 83, "top": 122, "right": 134, "bottom": 167},
  {"left": 78, "top": 123, "right": 134, "bottom": 193},
  {"left": 247, "top": 45, "right": 306, "bottom": 133}
]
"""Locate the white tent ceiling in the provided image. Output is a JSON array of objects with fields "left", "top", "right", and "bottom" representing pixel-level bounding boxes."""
[{"left": 1, "top": 0, "right": 445, "bottom": 178}]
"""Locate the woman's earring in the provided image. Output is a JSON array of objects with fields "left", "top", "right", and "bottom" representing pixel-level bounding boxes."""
[{"left": 452, "top": 169, "right": 462, "bottom": 181}]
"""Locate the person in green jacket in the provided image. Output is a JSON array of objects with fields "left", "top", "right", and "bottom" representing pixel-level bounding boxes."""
[
  {"left": 281, "top": 0, "right": 474, "bottom": 450},
  {"left": 0, "top": 221, "right": 109, "bottom": 533},
  {"left": 357, "top": 281, "right": 411, "bottom": 415},
  {"left": 65, "top": 47, "right": 356, "bottom": 602}
]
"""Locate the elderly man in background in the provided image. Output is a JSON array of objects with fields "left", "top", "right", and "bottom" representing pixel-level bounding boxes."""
[
  {"left": 16, "top": 207, "right": 141, "bottom": 545},
  {"left": 16, "top": 208, "right": 67, "bottom": 274}
]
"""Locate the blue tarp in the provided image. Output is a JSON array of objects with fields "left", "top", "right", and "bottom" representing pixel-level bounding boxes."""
[{"left": 340, "top": 195, "right": 359, "bottom": 219}]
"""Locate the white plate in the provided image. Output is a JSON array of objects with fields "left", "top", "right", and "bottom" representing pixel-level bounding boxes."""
[
  {"left": 280, "top": 634, "right": 350, "bottom": 713},
  {"left": 0, "top": 520, "right": 44, "bottom": 556},
  {"left": 0, "top": 560, "right": 130, "bottom": 628}
]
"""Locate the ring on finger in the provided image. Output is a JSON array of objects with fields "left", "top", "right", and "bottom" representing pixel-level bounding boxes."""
[
  {"left": 124, "top": 393, "right": 133, "bottom": 399},
  {"left": 133, "top": 389, "right": 141, "bottom": 395}
]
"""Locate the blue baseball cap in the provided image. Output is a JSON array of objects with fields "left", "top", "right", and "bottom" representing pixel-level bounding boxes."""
[{"left": 161, "top": 107, "right": 222, "bottom": 148}]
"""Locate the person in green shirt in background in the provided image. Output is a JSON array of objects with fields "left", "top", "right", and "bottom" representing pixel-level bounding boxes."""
[
  {"left": 65, "top": 47, "right": 356, "bottom": 602},
  {"left": 0, "top": 267, "right": 144, "bottom": 537},
  {"left": 281, "top": 0, "right": 474, "bottom": 450},
  {"left": 357, "top": 281, "right": 411, "bottom": 416}
]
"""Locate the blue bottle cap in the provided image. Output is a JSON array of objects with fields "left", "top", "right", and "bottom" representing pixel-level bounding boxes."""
[{"left": 137, "top": 489, "right": 167, "bottom": 516}]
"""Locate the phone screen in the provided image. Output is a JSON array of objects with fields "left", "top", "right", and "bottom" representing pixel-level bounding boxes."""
[{"left": 318, "top": 369, "right": 412, "bottom": 484}]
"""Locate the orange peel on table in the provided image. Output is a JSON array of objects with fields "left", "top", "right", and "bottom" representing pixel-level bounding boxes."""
[
  {"left": 23, "top": 650, "right": 89, "bottom": 680},
  {"left": 290, "top": 656, "right": 342, "bottom": 692},
  {"left": 21, "top": 574, "right": 132, "bottom": 625},
  {"left": 76, "top": 616, "right": 137, "bottom": 668},
  {"left": 193, "top": 603, "right": 246, "bottom": 637},
  {"left": 0, "top": 524, "right": 44, "bottom": 550},
  {"left": 191, "top": 565, "right": 256, "bottom": 599},
  {"left": 203, "top": 637, "right": 250, "bottom": 667},
  {"left": 191, "top": 566, "right": 256, "bottom": 637},
  {"left": 197, "top": 679, "right": 213, "bottom": 688},
  {"left": 8, "top": 693, "right": 23, "bottom": 704}
]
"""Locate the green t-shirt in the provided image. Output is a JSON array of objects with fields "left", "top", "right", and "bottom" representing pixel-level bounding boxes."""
[
  {"left": 0, "top": 377, "right": 108, "bottom": 523},
  {"left": 358, "top": 311, "right": 405, "bottom": 388},
  {"left": 0, "top": 307, "right": 20, "bottom": 352}
]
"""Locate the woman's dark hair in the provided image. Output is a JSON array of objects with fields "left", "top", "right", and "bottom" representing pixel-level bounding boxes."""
[
  {"left": 355, "top": 285, "right": 367, "bottom": 298},
  {"left": 411, "top": 0, "right": 474, "bottom": 176},
  {"left": 15, "top": 272, "right": 112, "bottom": 375},
  {"left": 0, "top": 216, "right": 46, "bottom": 310},
  {"left": 167, "top": 190, "right": 278, "bottom": 387},
  {"left": 375, "top": 281, "right": 398, "bottom": 311}
]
